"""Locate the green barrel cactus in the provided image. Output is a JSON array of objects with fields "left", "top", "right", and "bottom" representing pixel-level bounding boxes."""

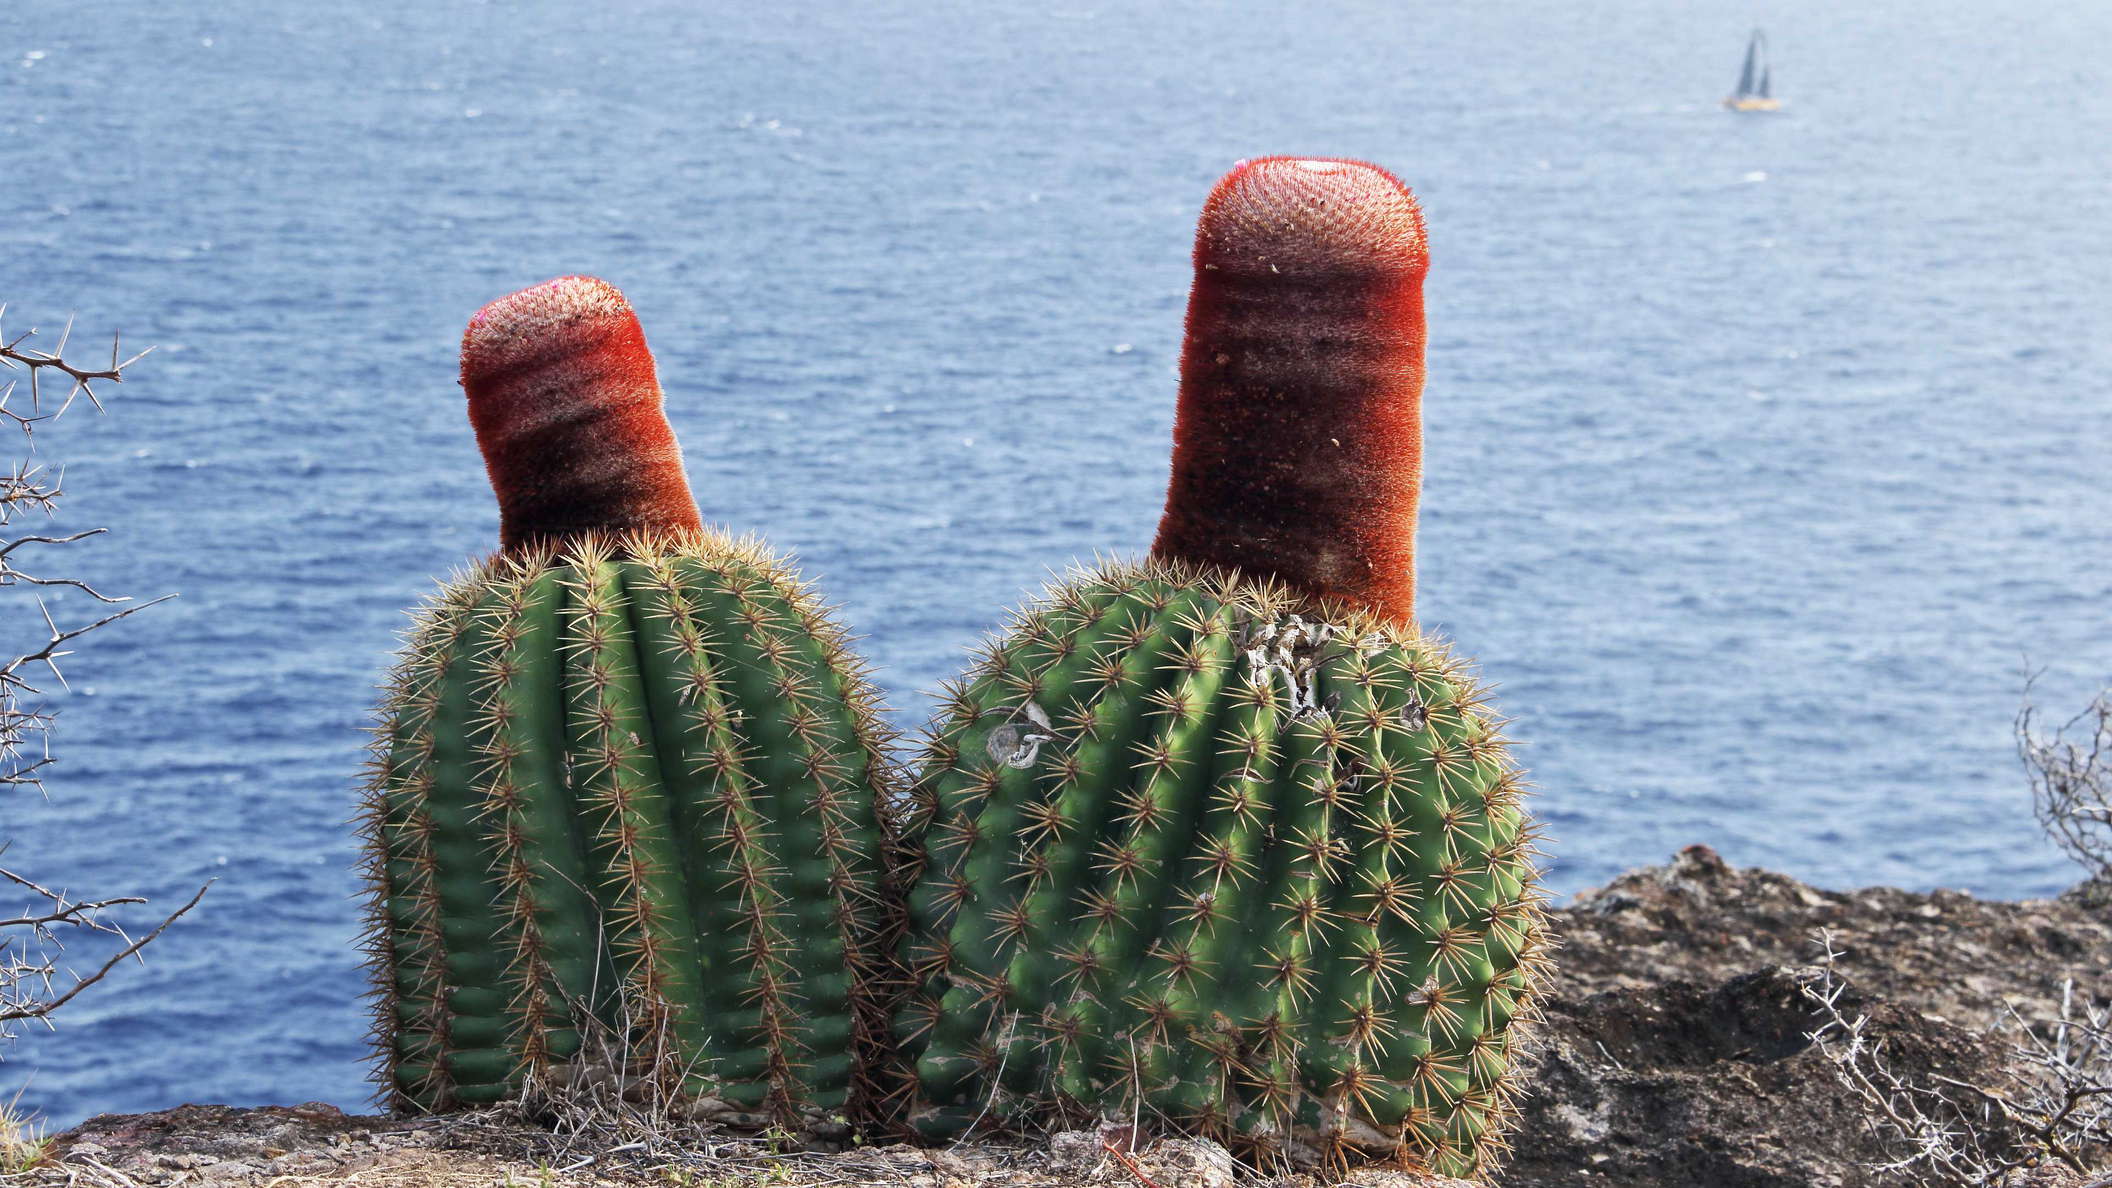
[
  {"left": 361, "top": 276, "right": 903, "bottom": 1128},
  {"left": 898, "top": 159, "right": 1550, "bottom": 1175}
]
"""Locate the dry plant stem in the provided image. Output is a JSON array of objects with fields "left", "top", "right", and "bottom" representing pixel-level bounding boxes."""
[
  {"left": 1101, "top": 1140, "right": 1167, "bottom": 1188},
  {"left": 0, "top": 872, "right": 208, "bottom": 1026},
  {"left": 429, "top": 1105, "right": 927, "bottom": 1186},
  {"left": 0, "top": 311, "right": 165, "bottom": 794},
  {"left": 1802, "top": 928, "right": 2112, "bottom": 1185},
  {"left": 2020, "top": 684, "right": 2112, "bottom": 880},
  {"left": 0, "top": 306, "right": 153, "bottom": 422},
  {"left": 0, "top": 596, "right": 174, "bottom": 793},
  {"left": 0, "top": 309, "right": 198, "bottom": 1050}
]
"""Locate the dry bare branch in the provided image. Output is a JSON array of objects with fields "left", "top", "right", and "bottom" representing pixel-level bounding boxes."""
[
  {"left": 1802, "top": 929, "right": 2112, "bottom": 1186},
  {"left": 2021, "top": 686, "right": 2112, "bottom": 884},
  {"left": 0, "top": 308, "right": 200, "bottom": 1053},
  {"left": 0, "top": 305, "right": 153, "bottom": 424},
  {"left": 0, "top": 873, "right": 208, "bottom": 1027}
]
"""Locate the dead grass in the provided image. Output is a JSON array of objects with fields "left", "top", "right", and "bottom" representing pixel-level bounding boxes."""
[
  {"left": 0, "top": 1103, "right": 1460, "bottom": 1188},
  {"left": 0, "top": 1094, "right": 50, "bottom": 1175}
]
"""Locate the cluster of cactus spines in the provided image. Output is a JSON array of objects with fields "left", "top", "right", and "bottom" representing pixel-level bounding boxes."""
[
  {"left": 897, "top": 159, "right": 1547, "bottom": 1176},
  {"left": 361, "top": 277, "right": 903, "bottom": 1126}
]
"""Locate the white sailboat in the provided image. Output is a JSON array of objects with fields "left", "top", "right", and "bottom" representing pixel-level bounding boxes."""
[{"left": 1724, "top": 29, "right": 1782, "bottom": 112}]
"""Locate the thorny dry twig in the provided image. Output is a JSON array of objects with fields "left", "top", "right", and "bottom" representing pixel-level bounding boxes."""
[
  {"left": 429, "top": 1103, "right": 931, "bottom": 1187},
  {"left": 0, "top": 871, "right": 208, "bottom": 1028},
  {"left": 0, "top": 308, "right": 197, "bottom": 1051},
  {"left": 0, "top": 306, "right": 163, "bottom": 794},
  {"left": 1099, "top": 1139, "right": 1165, "bottom": 1188},
  {"left": 1801, "top": 928, "right": 2112, "bottom": 1186},
  {"left": 2020, "top": 685, "right": 2112, "bottom": 885},
  {"left": 0, "top": 306, "right": 152, "bottom": 427}
]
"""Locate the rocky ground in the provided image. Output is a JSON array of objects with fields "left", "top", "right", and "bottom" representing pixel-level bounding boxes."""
[{"left": 12, "top": 847, "right": 2110, "bottom": 1188}]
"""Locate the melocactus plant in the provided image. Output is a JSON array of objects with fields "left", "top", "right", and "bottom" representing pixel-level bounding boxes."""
[
  {"left": 360, "top": 277, "right": 902, "bottom": 1129},
  {"left": 899, "top": 159, "right": 1549, "bottom": 1175}
]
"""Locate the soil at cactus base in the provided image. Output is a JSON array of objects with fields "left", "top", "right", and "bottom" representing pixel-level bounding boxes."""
[{"left": 19, "top": 847, "right": 2111, "bottom": 1188}]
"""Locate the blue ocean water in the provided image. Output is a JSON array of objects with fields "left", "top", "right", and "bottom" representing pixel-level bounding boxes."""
[{"left": 2, "top": 0, "right": 2108, "bottom": 1130}]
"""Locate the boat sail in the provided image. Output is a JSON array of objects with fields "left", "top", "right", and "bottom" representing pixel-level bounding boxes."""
[{"left": 1724, "top": 29, "right": 1782, "bottom": 111}]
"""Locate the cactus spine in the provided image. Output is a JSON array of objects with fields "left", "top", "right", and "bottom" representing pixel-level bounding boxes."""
[
  {"left": 362, "top": 277, "right": 901, "bottom": 1126},
  {"left": 899, "top": 160, "right": 1549, "bottom": 1175}
]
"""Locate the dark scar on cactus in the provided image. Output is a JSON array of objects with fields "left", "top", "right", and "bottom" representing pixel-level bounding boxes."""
[
  {"left": 460, "top": 275, "right": 704, "bottom": 554},
  {"left": 1150, "top": 156, "right": 1428, "bottom": 626}
]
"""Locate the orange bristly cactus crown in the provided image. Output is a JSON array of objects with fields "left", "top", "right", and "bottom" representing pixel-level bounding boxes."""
[
  {"left": 1151, "top": 156, "right": 1428, "bottom": 625},
  {"left": 460, "top": 275, "right": 703, "bottom": 553}
]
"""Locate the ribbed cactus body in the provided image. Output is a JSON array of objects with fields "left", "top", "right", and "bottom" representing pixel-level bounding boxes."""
[
  {"left": 900, "top": 560, "right": 1545, "bottom": 1175},
  {"left": 364, "top": 531, "right": 900, "bottom": 1125}
]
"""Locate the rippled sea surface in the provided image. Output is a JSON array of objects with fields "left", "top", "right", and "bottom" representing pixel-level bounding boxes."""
[{"left": 3, "top": 0, "right": 2108, "bottom": 1127}]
